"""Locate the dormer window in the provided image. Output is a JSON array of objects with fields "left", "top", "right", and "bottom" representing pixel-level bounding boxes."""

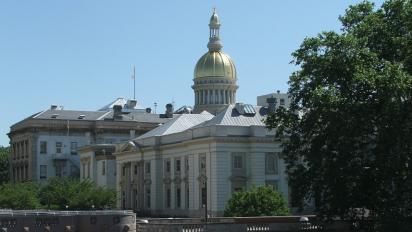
[
  {"left": 51, "top": 114, "right": 59, "bottom": 119},
  {"left": 78, "top": 115, "right": 86, "bottom": 119}
]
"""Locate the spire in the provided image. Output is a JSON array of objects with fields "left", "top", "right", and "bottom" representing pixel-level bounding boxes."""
[{"left": 207, "top": 8, "right": 222, "bottom": 51}]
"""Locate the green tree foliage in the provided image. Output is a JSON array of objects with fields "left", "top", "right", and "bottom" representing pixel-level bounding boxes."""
[
  {"left": 223, "top": 186, "right": 290, "bottom": 217},
  {"left": 0, "top": 146, "right": 10, "bottom": 184},
  {"left": 266, "top": 0, "right": 412, "bottom": 230},
  {"left": 0, "top": 182, "right": 41, "bottom": 209},
  {"left": 39, "top": 177, "right": 116, "bottom": 210}
]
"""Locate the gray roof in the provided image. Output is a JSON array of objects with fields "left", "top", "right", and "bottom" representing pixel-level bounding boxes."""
[
  {"left": 32, "top": 109, "right": 170, "bottom": 124},
  {"left": 194, "top": 105, "right": 268, "bottom": 128},
  {"left": 34, "top": 110, "right": 106, "bottom": 120},
  {"left": 137, "top": 112, "right": 214, "bottom": 139}
]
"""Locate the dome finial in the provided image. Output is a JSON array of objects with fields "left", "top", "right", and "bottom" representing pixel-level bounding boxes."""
[{"left": 208, "top": 8, "right": 222, "bottom": 51}]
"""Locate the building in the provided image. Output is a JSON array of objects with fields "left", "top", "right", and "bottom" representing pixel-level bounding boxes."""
[
  {"left": 8, "top": 98, "right": 173, "bottom": 182},
  {"left": 192, "top": 9, "right": 238, "bottom": 114},
  {"left": 114, "top": 10, "right": 289, "bottom": 217},
  {"left": 257, "top": 92, "right": 290, "bottom": 108}
]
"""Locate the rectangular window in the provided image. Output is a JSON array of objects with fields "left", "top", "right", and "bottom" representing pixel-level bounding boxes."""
[
  {"left": 176, "top": 188, "right": 181, "bottom": 208},
  {"left": 55, "top": 142, "right": 62, "bottom": 154},
  {"left": 166, "top": 187, "right": 171, "bottom": 208},
  {"left": 165, "top": 160, "right": 171, "bottom": 173},
  {"left": 146, "top": 188, "right": 151, "bottom": 208},
  {"left": 185, "top": 157, "right": 189, "bottom": 174},
  {"left": 279, "top": 98, "right": 285, "bottom": 106},
  {"left": 40, "top": 141, "right": 47, "bottom": 154},
  {"left": 233, "top": 155, "right": 243, "bottom": 169},
  {"left": 199, "top": 154, "right": 206, "bottom": 173},
  {"left": 175, "top": 159, "right": 181, "bottom": 173},
  {"left": 201, "top": 187, "right": 206, "bottom": 207},
  {"left": 87, "top": 163, "right": 90, "bottom": 178},
  {"left": 40, "top": 165, "right": 47, "bottom": 179},
  {"left": 186, "top": 188, "right": 189, "bottom": 209},
  {"left": 122, "top": 166, "right": 126, "bottom": 176},
  {"left": 70, "top": 142, "right": 78, "bottom": 155},
  {"left": 70, "top": 165, "right": 77, "bottom": 177},
  {"left": 145, "top": 162, "right": 151, "bottom": 174},
  {"left": 82, "top": 163, "right": 86, "bottom": 179},
  {"left": 102, "top": 161, "right": 106, "bottom": 175},
  {"left": 266, "top": 153, "right": 279, "bottom": 174},
  {"left": 134, "top": 164, "right": 138, "bottom": 175}
]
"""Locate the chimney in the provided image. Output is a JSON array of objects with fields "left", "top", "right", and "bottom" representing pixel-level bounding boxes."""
[
  {"left": 165, "top": 103, "right": 174, "bottom": 118},
  {"left": 267, "top": 96, "right": 277, "bottom": 113},
  {"left": 145, "top": 108, "right": 152, "bottom": 113},
  {"left": 113, "top": 105, "right": 123, "bottom": 120}
]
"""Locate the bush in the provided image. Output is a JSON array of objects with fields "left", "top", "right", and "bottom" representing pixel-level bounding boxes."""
[
  {"left": 0, "top": 182, "right": 41, "bottom": 209},
  {"left": 223, "top": 186, "right": 290, "bottom": 217}
]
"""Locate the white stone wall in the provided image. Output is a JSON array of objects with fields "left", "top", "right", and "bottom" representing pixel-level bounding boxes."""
[{"left": 116, "top": 137, "right": 288, "bottom": 217}]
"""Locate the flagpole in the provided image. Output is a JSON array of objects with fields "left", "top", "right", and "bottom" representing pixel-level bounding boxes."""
[{"left": 133, "top": 66, "right": 136, "bottom": 99}]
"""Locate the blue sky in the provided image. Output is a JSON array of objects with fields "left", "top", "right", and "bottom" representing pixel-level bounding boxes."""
[{"left": 0, "top": 0, "right": 384, "bottom": 146}]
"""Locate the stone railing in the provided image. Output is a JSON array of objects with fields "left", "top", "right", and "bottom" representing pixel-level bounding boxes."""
[
  {"left": 135, "top": 216, "right": 330, "bottom": 232},
  {"left": 0, "top": 210, "right": 136, "bottom": 232}
]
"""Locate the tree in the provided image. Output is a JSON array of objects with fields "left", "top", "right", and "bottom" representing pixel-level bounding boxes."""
[
  {"left": 266, "top": 0, "right": 412, "bottom": 230},
  {"left": 0, "top": 182, "right": 41, "bottom": 209},
  {"left": 39, "top": 177, "right": 116, "bottom": 210},
  {"left": 223, "top": 186, "right": 290, "bottom": 217},
  {"left": 0, "top": 146, "right": 10, "bottom": 184}
]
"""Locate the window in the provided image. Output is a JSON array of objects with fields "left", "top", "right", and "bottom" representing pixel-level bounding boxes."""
[
  {"left": 185, "top": 157, "right": 189, "bottom": 174},
  {"left": 201, "top": 187, "right": 206, "bottom": 208},
  {"left": 122, "top": 166, "right": 126, "bottom": 176},
  {"left": 134, "top": 164, "right": 137, "bottom": 175},
  {"left": 87, "top": 163, "right": 90, "bottom": 178},
  {"left": 233, "top": 155, "right": 243, "bottom": 169},
  {"left": 146, "top": 188, "right": 151, "bottom": 208},
  {"left": 175, "top": 159, "right": 181, "bottom": 173},
  {"left": 266, "top": 153, "right": 279, "bottom": 174},
  {"left": 145, "top": 162, "right": 151, "bottom": 174},
  {"left": 280, "top": 98, "right": 285, "bottom": 106},
  {"left": 165, "top": 160, "right": 171, "bottom": 173},
  {"left": 122, "top": 191, "right": 126, "bottom": 209},
  {"left": 199, "top": 154, "right": 206, "bottom": 172},
  {"left": 40, "top": 165, "right": 47, "bottom": 180},
  {"left": 70, "top": 142, "right": 77, "bottom": 155},
  {"left": 70, "top": 165, "right": 77, "bottom": 177},
  {"left": 102, "top": 161, "right": 106, "bottom": 175},
  {"left": 40, "top": 141, "right": 47, "bottom": 154},
  {"left": 55, "top": 142, "right": 62, "bottom": 154},
  {"left": 82, "top": 163, "right": 86, "bottom": 179},
  {"left": 166, "top": 187, "right": 171, "bottom": 208},
  {"left": 176, "top": 188, "right": 181, "bottom": 208},
  {"left": 186, "top": 188, "right": 189, "bottom": 209}
]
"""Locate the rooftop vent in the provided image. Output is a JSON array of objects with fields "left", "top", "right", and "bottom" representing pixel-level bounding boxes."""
[
  {"left": 113, "top": 105, "right": 123, "bottom": 120},
  {"left": 235, "top": 103, "right": 256, "bottom": 116},
  {"left": 78, "top": 115, "right": 86, "bottom": 119},
  {"left": 51, "top": 114, "right": 59, "bottom": 119},
  {"left": 126, "top": 99, "right": 137, "bottom": 109},
  {"left": 165, "top": 103, "right": 174, "bottom": 118}
]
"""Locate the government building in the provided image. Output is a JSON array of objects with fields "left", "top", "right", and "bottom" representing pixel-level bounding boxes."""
[{"left": 113, "top": 10, "right": 290, "bottom": 217}]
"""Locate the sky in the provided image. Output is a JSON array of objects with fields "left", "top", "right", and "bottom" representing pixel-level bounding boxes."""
[{"left": 0, "top": 0, "right": 384, "bottom": 146}]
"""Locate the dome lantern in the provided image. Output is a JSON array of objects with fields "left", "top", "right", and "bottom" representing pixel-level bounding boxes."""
[{"left": 192, "top": 9, "right": 238, "bottom": 115}]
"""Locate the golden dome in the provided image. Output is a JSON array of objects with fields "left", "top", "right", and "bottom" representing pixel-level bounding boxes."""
[{"left": 194, "top": 51, "right": 236, "bottom": 80}]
